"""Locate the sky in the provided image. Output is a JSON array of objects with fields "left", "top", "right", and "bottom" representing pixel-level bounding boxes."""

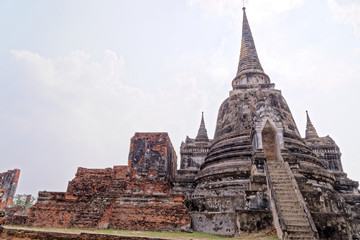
[{"left": 1, "top": 0, "right": 360, "bottom": 197}]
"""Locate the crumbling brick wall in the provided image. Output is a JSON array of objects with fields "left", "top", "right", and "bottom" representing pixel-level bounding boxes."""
[
  {"left": 67, "top": 167, "right": 115, "bottom": 196},
  {"left": 27, "top": 133, "right": 190, "bottom": 231},
  {"left": 128, "top": 132, "right": 177, "bottom": 181},
  {"left": 0, "top": 169, "right": 20, "bottom": 209}
]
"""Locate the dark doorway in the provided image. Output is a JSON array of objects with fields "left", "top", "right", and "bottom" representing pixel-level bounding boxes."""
[{"left": 261, "top": 121, "right": 280, "bottom": 161}]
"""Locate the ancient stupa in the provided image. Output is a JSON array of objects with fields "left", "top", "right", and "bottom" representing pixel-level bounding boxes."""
[{"left": 175, "top": 7, "right": 360, "bottom": 240}]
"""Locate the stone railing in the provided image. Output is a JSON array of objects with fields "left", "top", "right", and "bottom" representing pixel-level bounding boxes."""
[{"left": 264, "top": 161, "right": 287, "bottom": 239}]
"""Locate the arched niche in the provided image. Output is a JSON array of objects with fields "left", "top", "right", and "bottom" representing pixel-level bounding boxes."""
[
  {"left": 252, "top": 119, "right": 284, "bottom": 161},
  {"left": 261, "top": 121, "right": 281, "bottom": 161}
]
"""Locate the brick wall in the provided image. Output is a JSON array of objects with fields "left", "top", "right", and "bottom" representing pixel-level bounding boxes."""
[
  {"left": 0, "top": 169, "right": 20, "bottom": 208},
  {"left": 26, "top": 133, "right": 190, "bottom": 231}
]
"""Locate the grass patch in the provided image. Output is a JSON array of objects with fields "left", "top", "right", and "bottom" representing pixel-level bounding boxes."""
[{"left": 5, "top": 225, "right": 279, "bottom": 240}]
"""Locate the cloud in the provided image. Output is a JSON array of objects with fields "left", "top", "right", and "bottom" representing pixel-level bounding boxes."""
[
  {"left": 10, "top": 50, "right": 151, "bottom": 138},
  {"left": 328, "top": 0, "right": 360, "bottom": 35},
  {"left": 6, "top": 48, "right": 234, "bottom": 194},
  {"left": 6, "top": 50, "right": 159, "bottom": 194}
]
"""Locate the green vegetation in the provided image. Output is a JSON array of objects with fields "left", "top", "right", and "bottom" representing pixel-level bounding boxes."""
[
  {"left": 11, "top": 194, "right": 36, "bottom": 208},
  {"left": 5, "top": 226, "right": 279, "bottom": 239}
]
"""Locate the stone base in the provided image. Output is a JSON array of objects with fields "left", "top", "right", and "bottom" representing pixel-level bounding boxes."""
[
  {"left": 191, "top": 212, "right": 236, "bottom": 236},
  {"left": 191, "top": 210, "right": 272, "bottom": 236},
  {"left": 236, "top": 210, "right": 273, "bottom": 233},
  {"left": 311, "top": 212, "right": 352, "bottom": 240}
]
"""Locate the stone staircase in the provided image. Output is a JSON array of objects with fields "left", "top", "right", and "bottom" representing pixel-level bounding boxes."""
[
  {"left": 71, "top": 196, "right": 112, "bottom": 228},
  {"left": 266, "top": 160, "right": 318, "bottom": 240}
]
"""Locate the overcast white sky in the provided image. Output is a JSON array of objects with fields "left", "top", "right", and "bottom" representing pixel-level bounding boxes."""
[{"left": 1, "top": 0, "right": 360, "bottom": 197}]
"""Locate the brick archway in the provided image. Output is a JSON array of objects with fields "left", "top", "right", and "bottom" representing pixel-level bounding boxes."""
[{"left": 261, "top": 121, "right": 280, "bottom": 161}]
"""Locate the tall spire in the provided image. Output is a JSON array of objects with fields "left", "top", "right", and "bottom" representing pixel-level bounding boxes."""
[
  {"left": 232, "top": 7, "right": 271, "bottom": 89},
  {"left": 195, "top": 112, "right": 209, "bottom": 142},
  {"left": 305, "top": 111, "right": 319, "bottom": 140}
]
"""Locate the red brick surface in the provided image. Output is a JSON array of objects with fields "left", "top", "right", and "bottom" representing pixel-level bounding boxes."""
[
  {"left": 27, "top": 133, "right": 190, "bottom": 231},
  {"left": 0, "top": 169, "right": 20, "bottom": 208}
]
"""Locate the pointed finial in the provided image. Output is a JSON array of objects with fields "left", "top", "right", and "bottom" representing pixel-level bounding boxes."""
[
  {"left": 306, "top": 110, "right": 311, "bottom": 123},
  {"left": 242, "top": 0, "right": 245, "bottom": 9},
  {"left": 232, "top": 4, "right": 271, "bottom": 89},
  {"left": 196, "top": 112, "right": 209, "bottom": 142},
  {"left": 305, "top": 111, "right": 319, "bottom": 140}
]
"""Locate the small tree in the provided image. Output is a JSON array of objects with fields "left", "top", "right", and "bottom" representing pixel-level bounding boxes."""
[{"left": 11, "top": 194, "right": 36, "bottom": 208}]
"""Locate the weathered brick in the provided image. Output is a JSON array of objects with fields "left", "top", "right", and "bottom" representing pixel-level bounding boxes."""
[{"left": 26, "top": 133, "right": 190, "bottom": 231}]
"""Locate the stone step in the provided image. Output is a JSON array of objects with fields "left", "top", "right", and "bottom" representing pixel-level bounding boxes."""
[
  {"left": 269, "top": 169, "right": 286, "bottom": 172},
  {"left": 267, "top": 160, "right": 315, "bottom": 240},
  {"left": 268, "top": 165, "right": 285, "bottom": 168},
  {"left": 273, "top": 182, "right": 292, "bottom": 186},
  {"left": 275, "top": 192, "right": 296, "bottom": 197},
  {"left": 270, "top": 172, "right": 287, "bottom": 176},
  {"left": 282, "top": 210, "right": 306, "bottom": 218},
  {"left": 287, "top": 236, "right": 315, "bottom": 240},
  {"left": 278, "top": 204, "right": 303, "bottom": 211},
  {"left": 276, "top": 192, "right": 298, "bottom": 198},
  {"left": 272, "top": 177, "right": 290, "bottom": 181},
  {"left": 272, "top": 178, "right": 291, "bottom": 181},
  {"left": 271, "top": 176, "right": 289, "bottom": 180},
  {"left": 279, "top": 203, "right": 303, "bottom": 210},
  {"left": 287, "top": 224, "right": 312, "bottom": 231},
  {"left": 283, "top": 215, "right": 308, "bottom": 222},
  {"left": 278, "top": 198, "right": 299, "bottom": 204},
  {"left": 278, "top": 201, "right": 301, "bottom": 207},
  {"left": 268, "top": 166, "right": 285, "bottom": 169},
  {"left": 282, "top": 212, "right": 306, "bottom": 217},
  {"left": 276, "top": 189, "right": 296, "bottom": 194},
  {"left": 288, "top": 231, "right": 314, "bottom": 237},
  {"left": 268, "top": 166, "right": 286, "bottom": 170},
  {"left": 267, "top": 161, "right": 283, "bottom": 165},
  {"left": 273, "top": 186, "right": 294, "bottom": 191},
  {"left": 268, "top": 164, "right": 285, "bottom": 167},
  {"left": 268, "top": 167, "right": 285, "bottom": 170},
  {"left": 282, "top": 212, "right": 307, "bottom": 218},
  {"left": 274, "top": 188, "right": 294, "bottom": 193},
  {"left": 272, "top": 179, "right": 290, "bottom": 183},
  {"left": 285, "top": 218, "right": 310, "bottom": 225},
  {"left": 274, "top": 190, "right": 294, "bottom": 195},
  {"left": 275, "top": 191, "right": 295, "bottom": 196},
  {"left": 274, "top": 188, "right": 294, "bottom": 192},
  {"left": 272, "top": 180, "right": 289, "bottom": 183},
  {"left": 287, "top": 234, "right": 314, "bottom": 240},
  {"left": 278, "top": 198, "right": 300, "bottom": 204}
]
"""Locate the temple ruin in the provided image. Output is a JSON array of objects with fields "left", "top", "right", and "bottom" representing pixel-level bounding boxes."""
[
  {"left": 22, "top": 7, "right": 360, "bottom": 240},
  {"left": 174, "top": 8, "right": 360, "bottom": 240},
  {"left": 0, "top": 169, "right": 21, "bottom": 231},
  {"left": 27, "top": 133, "right": 190, "bottom": 231},
  {"left": 0, "top": 169, "right": 20, "bottom": 209}
]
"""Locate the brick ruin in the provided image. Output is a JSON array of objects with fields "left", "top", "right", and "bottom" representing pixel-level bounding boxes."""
[
  {"left": 0, "top": 169, "right": 21, "bottom": 231},
  {"left": 19, "top": 7, "right": 360, "bottom": 240},
  {"left": 0, "top": 169, "right": 20, "bottom": 209},
  {"left": 27, "top": 133, "right": 190, "bottom": 231}
]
